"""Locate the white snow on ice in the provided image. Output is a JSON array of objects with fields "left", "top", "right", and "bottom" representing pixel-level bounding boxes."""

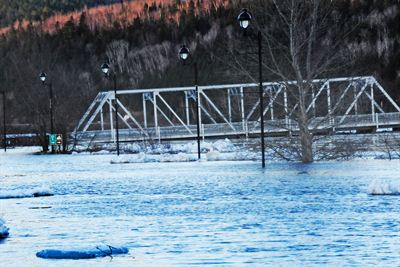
[
  {"left": 0, "top": 186, "right": 54, "bottom": 199},
  {"left": 205, "top": 150, "right": 258, "bottom": 161},
  {"left": 368, "top": 180, "right": 400, "bottom": 195}
]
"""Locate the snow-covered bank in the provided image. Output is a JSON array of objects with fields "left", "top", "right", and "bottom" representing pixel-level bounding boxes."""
[
  {"left": 206, "top": 150, "right": 258, "bottom": 161},
  {"left": 0, "top": 146, "right": 42, "bottom": 155},
  {"left": 111, "top": 150, "right": 260, "bottom": 164},
  {"left": 71, "top": 136, "right": 400, "bottom": 162},
  {"left": 0, "top": 187, "right": 53, "bottom": 199},
  {"left": 36, "top": 245, "right": 129, "bottom": 259},
  {"left": 74, "top": 138, "right": 238, "bottom": 155},
  {"left": 4, "top": 136, "right": 400, "bottom": 163},
  {"left": 0, "top": 217, "right": 9, "bottom": 239},
  {"left": 368, "top": 180, "right": 400, "bottom": 195}
]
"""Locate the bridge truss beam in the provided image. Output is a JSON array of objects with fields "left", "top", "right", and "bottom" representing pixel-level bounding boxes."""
[{"left": 73, "top": 76, "right": 400, "bottom": 143}]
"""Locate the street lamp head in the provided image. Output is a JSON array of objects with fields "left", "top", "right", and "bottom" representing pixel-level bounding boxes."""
[
  {"left": 238, "top": 9, "right": 252, "bottom": 29},
  {"left": 101, "top": 63, "right": 110, "bottom": 75},
  {"left": 179, "top": 45, "right": 190, "bottom": 61},
  {"left": 39, "top": 72, "right": 47, "bottom": 83}
]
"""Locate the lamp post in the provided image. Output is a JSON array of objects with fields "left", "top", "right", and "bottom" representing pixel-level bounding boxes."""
[
  {"left": 101, "top": 63, "right": 120, "bottom": 156},
  {"left": 179, "top": 45, "right": 201, "bottom": 160},
  {"left": 238, "top": 9, "right": 266, "bottom": 168},
  {"left": 39, "top": 72, "right": 54, "bottom": 154},
  {"left": 1, "top": 91, "right": 6, "bottom": 152}
]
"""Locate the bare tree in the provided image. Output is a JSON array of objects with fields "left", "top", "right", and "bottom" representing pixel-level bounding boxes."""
[{"left": 226, "top": 0, "right": 355, "bottom": 162}]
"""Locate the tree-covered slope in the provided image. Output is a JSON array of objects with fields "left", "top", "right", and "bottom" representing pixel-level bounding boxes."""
[{"left": 0, "top": 0, "right": 122, "bottom": 27}]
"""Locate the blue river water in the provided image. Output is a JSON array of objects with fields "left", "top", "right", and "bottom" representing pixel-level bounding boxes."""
[{"left": 1, "top": 149, "right": 400, "bottom": 266}]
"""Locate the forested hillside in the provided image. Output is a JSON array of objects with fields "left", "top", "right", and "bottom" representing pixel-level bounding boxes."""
[
  {"left": 0, "top": 0, "right": 399, "bottom": 147},
  {"left": 0, "top": 0, "right": 122, "bottom": 27}
]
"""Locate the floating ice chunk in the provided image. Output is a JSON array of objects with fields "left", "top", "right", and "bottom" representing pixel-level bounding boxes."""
[
  {"left": 368, "top": 180, "right": 400, "bottom": 195},
  {"left": 0, "top": 217, "right": 9, "bottom": 239},
  {"left": 91, "top": 150, "right": 111, "bottom": 155},
  {"left": 111, "top": 153, "right": 143, "bottom": 164},
  {"left": 36, "top": 245, "right": 129, "bottom": 259},
  {"left": 111, "top": 152, "right": 197, "bottom": 164},
  {"left": 123, "top": 143, "right": 141, "bottom": 153},
  {"left": 160, "top": 152, "right": 197, "bottom": 162},
  {"left": 183, "top": 141, "right": 213, "bottom": 153},
  {"left": 212, "top": 138, "right": 236, "bottom": 152},
  {"left": 206, "top": 150, "right": 258, "bottom": 161},
  {"left": 206, "top": 150, "right": 221, "bottom": 161},
  {"left": 0, "top": 187, "right": 54, "bottom": 199}
]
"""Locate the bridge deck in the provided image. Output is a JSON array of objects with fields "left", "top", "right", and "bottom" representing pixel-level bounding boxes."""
[{"left": 73, "top": 112, "right": 400, "bottom": 144}]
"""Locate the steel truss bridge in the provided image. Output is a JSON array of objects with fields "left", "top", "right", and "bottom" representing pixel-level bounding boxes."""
[{"left": 73, "top": 76, "right": 400, "bottom": 144}]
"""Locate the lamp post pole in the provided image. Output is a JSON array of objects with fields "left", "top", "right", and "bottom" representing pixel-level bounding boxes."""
[
  {"left": 101, "top": 63, "right": 120, "bottom": 156},
  {"left": 1, "top": 91, "right": 6, "bottom": 152},
  {"left": 44, "top": 82, "right": 55, "bottom": 154},
  {"left": 257, "top": 31, "right": 265, "bottom": 168},
  {"left": 194, "top": 62, "right": 201, "bottom": 160},
  {"left": 40, "top": 72, "right": 54, "bottom": 154},
  {"left": 113, "top": 73, "right": 120, "bottom": 156},
  {"left": 238, "top": 9, "right": 266, "bottom": 168},
  {"left": 179, "top": 45, "right": 201, "bottom": 160},
  {"left": 49, "top": 82, "right": 54, "bottom": 153}
]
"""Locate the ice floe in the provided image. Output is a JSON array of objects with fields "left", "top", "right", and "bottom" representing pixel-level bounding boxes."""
[
  {"left": 0, "top": 187, "right": 54, "bottom": 199},
  {"left": 36, "top": 245, "right": 129, "bottom": 259},
  {"left": 368, "top": 180, "right": 400, "bottom": 195}
]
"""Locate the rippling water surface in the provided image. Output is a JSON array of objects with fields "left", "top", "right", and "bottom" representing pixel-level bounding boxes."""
[{"left": 1, "top": 149, "right": 400, "bottom": 266}]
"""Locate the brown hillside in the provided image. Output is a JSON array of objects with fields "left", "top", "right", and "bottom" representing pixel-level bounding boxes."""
[{"left": 0, "top": 0, "right": 229, "bottom": 35}]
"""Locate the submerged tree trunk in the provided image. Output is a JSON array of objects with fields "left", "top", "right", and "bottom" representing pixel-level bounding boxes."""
[{"left": 298, "top": 85, "right": 314, "bottom": 163}]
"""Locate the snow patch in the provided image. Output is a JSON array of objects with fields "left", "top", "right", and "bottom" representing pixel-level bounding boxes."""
[
  {"left": 0, "top": 187, "right": 54, "bottom": 199},
  {"left": 36, "top": 245, "right": 129, "bottom": 259},
  {"left": 111, "top": 152, "right": 197, "bottom": 164},
  {"left": 0, "top": 217, "right": 9, "bottom": 239},
  {"left": 74, "top": 138, "right": 238, "bottom": 155},
  {"left": 160, "top": 152, "right": 197, "bottom": 162},
  {"left": 206, "top": 150, "right": 259, "bottom": 161},
  {"left": 112, "top": 149, "right": 259, "bottom": 164},
  {"left": 182, "top": 139, "right": 236, "bottom": 153},
  {"left": 368, "top": 180, "right": 400, "bottom": 195},
  {"left": 206, "top": 150, "right": 221, "bottom": 161},
  {"left": 212, "top": 138, "right": 236, "bottom": 152}
]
